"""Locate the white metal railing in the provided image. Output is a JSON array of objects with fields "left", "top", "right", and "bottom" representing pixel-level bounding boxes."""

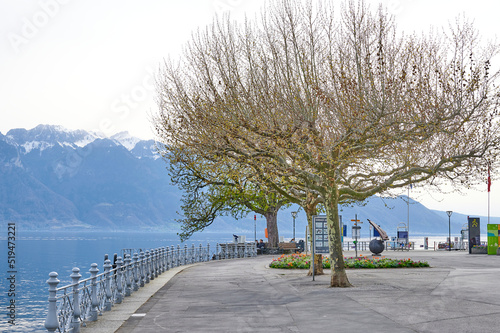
[{"left": 44, "top": 242, "right": 256, "bottom": 332}]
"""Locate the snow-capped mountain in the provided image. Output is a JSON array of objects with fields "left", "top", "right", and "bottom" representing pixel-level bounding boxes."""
[
  {"left": 4, "top": 124, "right": 149, "bottom": 154},
  {"left": 0, "top": 124, "right": 180, "bottom": 230}
]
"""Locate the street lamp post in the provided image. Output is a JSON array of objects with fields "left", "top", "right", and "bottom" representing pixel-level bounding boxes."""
[
  {"left": 254, "top": 215, "right": 257, "bottom": 242},
  {"left": 291, "top": 211, "right": 298, "bottom": 240},
  {"left": 446, "top": 211, "right": 453, "bottom": 251}
]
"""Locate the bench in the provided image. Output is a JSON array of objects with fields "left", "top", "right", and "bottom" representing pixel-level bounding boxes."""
[{"left": 278, "top": 242, "right": 300, "bottom": 254}]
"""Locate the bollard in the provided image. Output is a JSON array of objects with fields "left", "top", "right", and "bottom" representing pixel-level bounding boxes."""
[
  {"left": 115, "top": 257, "right": 123, "bottom": 304},
  {"left": 45, "top": 272, "right": 60, "bottom": 332},
  {"left": 70, "top": 267, "right": 82, "bottom": 333},
  {"left": 104, "top": 259, "right": 112, "bottom": 311},
  {"left": 89, "top": 263, "right": 99, "bottom": 321},
  {"left": 132, "top": 253, "right": 139, "bottom": 291},
  {"left": 124, "top": 254, "right": 132, "bottom": 297}
]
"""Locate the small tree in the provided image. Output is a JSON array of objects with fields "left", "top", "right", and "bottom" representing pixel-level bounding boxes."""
[
  {"left": 155, "top": 0, "right": 500, "bottom": 287},
  {"left": 162, "top": 145, "right": 290, "bottom": 245}
]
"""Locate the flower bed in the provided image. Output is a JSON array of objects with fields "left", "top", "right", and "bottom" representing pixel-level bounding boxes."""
[{"left": 269, "top": 254, "right": 429, "bottom": 269}]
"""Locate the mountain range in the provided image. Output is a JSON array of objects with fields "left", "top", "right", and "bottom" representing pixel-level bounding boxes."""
[{"left": 0, "top": 124, "right": 493, "bottom": 237}]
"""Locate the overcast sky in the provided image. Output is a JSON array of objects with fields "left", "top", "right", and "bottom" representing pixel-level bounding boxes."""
[{"left": 1, "top": 0, "right": 499, "bottom": 218}]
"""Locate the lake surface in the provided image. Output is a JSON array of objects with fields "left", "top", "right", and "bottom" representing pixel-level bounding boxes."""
[{"left": 0, "top": 230, "right": 473, "bottom": 332}]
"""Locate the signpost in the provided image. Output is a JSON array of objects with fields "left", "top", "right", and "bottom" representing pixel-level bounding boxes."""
[{"left": 351, "top": 214, "right": 362, "bottom": 257}]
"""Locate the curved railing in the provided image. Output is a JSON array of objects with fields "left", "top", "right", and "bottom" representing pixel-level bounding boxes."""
[{"left": 44, "top": 242, "right": 256, "bottom": 332}]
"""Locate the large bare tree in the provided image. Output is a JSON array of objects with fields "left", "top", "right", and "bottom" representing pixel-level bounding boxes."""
[{"left": 155, "top": 0, "right": 500, "bottom": 287}]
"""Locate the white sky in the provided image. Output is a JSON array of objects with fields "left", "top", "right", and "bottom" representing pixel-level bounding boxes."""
[{"left": 1, "top": 0, "right": 499, "bottom": 218}]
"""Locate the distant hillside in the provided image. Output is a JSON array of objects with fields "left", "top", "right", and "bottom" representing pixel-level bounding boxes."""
[{"left": 0, "top": 125, "right": 493, "bottom": 237}]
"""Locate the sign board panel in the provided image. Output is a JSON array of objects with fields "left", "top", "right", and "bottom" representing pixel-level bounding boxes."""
[
  {"left": 487, "top": 224, "right": 499, "bottom": 255},
  {"left": 397, "top": 231, "right": 408, "bottom": 239},
  {"left": 468, "top": 217, "right": 480, "bottom": 254},
  {"left": 352, "top": 226, "right": 361, "bottom": 238},
  {"left": 312, "top": 215, "right": 329, "bottom": 254}
]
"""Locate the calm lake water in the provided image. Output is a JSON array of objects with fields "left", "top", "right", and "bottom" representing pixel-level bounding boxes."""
[{"left": 0, "top": 230, "right": 473, "bottom": 332}]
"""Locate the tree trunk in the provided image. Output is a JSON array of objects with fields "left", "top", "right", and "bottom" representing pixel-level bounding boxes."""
[
  {"left": 304, "top": 199, "right": 318, "bottom": 276},
  {"left": 307, "top": 254, "right": 324, "bottom": 276},
  {"left": 325, "top": 190, "right": 352, "bottom": 287},
  {"left": 264, "top": 210, "right": 279, "bottom": 248}
]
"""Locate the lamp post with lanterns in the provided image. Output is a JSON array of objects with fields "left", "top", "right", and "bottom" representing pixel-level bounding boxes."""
[{"left": 447, "top": 211, "right": 453, "bottom": 251}]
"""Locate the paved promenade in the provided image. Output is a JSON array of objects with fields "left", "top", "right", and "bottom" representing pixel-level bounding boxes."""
[{"left": 87, "top": 250, "right": 500, "bottom": 333}]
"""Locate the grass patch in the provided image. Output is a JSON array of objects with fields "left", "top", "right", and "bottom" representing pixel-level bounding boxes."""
[{"left": 269, "top": 254, "right": 429, "bottom": 269}]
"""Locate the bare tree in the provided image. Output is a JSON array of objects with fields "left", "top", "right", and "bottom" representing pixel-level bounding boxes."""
[{"left": 155, "top": 0, "right": 500, "bottom": 287}]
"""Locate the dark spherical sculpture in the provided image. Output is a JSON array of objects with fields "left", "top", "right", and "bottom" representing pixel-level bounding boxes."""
[{"left": 369, "top": 239, "right": 385, "bottom": 255}]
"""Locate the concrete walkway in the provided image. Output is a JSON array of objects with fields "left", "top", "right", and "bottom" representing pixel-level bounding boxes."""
[{"left": 88, "top": 251, "right": 500, "bottom": 332}]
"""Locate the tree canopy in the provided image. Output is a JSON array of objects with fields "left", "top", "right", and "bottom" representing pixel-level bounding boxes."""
[{"left": 155, "top": 0, "right": 500, "bottom": 287}]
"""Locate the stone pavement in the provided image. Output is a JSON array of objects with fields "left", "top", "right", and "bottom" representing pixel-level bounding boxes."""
[{"left": 86, "top": 250, "right": 500, "bottom": 333}]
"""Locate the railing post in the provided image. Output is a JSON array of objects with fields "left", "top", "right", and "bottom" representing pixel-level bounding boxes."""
[
  {"left": 70, "top": 267, "right": 82, "bottom": 333},
  {"left": 165, "top": 246, "right": 172, "bottom": 271},
  {"left": 207, "top": 243, "right": 211, "bottom": 261},
  {"left": 159, "top": 247, "right": 165, "bottom": 273},
  {"left": 115, "top": 257, "right": 123, "bottom": 304},
  {"left": 183, "top": 244, "right": 188, "bottom": 265},
  {"left": 132, "top": 253, "right": 139, "bottom": 291},
  {"left": 199, "top": 244, "right": 203, "bottom": 262},
  {"left": 152, "top": 249, "right": 158, "bottom": 278},
  {"left": 175, "top": 245, "right": 180, "bottom": 267},
  {"left": 45, "top": 272, "right": 60, "bottom": 332},
  {"left": 89, "top": 263, "right": 99, "bottom": 322},
  {"left": 216, "top": 243, "right": 220, "bottom": 260},
  {"left": 154, "top": 249, "right": 159, "bottom": 278},
  {"left": 104, "top": 259, "right": 112, "bottom": 311},
  {"left": 191, "top": 244, "right": 195, "bottom": 264},
  {"left": 150, "top": 250, "right": 156, "bottom": 281},
  {"left": 139, "top": 251, "right": 145, "bottom": 287},
  {"left": 124, "top": 254, "right": 132, "bottom": 297},
  {"left": 145, "top": 251, "right": 151, "bottom": 283}
]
